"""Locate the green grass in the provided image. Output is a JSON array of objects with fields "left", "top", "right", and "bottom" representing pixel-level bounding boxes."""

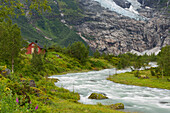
[
  {"left": 0, "top": 69, "right": 124, "bottom": 113},
  {"left": 18, "top": 52, "right": 114, "bottom": 77},
  {"left": 107, "top": 69, "right": 170, "bottom": 90}
]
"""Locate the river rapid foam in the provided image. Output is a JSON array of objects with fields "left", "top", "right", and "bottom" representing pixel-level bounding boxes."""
[{"left": 50, "top": 62, "right": 170, "bottom": 113}]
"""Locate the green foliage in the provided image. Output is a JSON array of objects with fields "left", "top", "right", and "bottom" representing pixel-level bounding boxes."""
[
  {"left": 31, "top": 46, "right": 44, "bottom": 74},
  {"left": 0, "top": 0, "right": 51, "bottom": 21},
  {"left": 0, "top": 72, "right": 125, "bottom": 113},
  {"left": 0, "top": 20, "right": 22, "bottom": 72},
  {"left": 11, "top": 0, "right": 85, "bottom": 47},
  {"left": 57, "top": 0, "right": 84, "bottom": 22},
  {"left": 150, "top": 68, "right": 156, "bottom": 76},
  {"left": 157, "top": 46, "right": 170, "bottom": 76},
  {"left": 66, "top": 42, "right": 89, "bottom": 64},
  {"left": 107, "top": 69, "right": 170, "bottom": 90},
  {"left": 90, "top": 59, "right": 105, "bottom": 68},
  {"left": 134, "top": 70, "right": 139, "bottom": 77},
  {"left": 93, "top": 50, "right": 101, "bottom": 58}
]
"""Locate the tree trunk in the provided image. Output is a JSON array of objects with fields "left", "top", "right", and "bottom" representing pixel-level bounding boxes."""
[
  {"left": 12, "top": 57, "right": 14, "bottom": 73},
  {"left": 162, "top": 68, "right": 163, "bottom": 79}
]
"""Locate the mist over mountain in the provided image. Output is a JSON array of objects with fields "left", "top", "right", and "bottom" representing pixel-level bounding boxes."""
[{"left": 15, "top": 0, "right": 170, "bottom": 55}]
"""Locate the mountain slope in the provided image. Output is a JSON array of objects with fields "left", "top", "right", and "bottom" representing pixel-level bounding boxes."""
[
  {"left": 13, "top": 0, "right": 85, "bottom": 47},
  {"left": 72, "top": 0, "right": 170, "bottom": 55},
  {"left": 14, "top": 0, "right": 169, "bottom": 54}
]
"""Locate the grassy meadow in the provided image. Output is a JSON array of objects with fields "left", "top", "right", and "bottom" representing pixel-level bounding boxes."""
[
  {"left": 107, "top": 69, "right": 170, "bottom": 90},
  {"left": 0, "top": 51, "right": 126, "bottom": 113}
]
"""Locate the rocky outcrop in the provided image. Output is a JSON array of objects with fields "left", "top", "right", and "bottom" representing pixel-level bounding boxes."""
[
  {"left": 70, "top": 0, "right": 170, "bottom": 55},
  {"left": 113, "top": 0, "right": 131, "bottom": 8},
  {"left": 138, "top": 75, "right": 149, "bottom": 79},
  {"left": 137, "top": 0, "right": 169, "bottom": 8},
  {"left": 110, "top": 103, "right": 124, "bottom": 109},
  {"left": 88, "top": 93, "right": 108, "bottom": 99}
]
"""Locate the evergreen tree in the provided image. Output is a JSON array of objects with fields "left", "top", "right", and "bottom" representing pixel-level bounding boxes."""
[
  {"left": 31, "top": 45, "right": 44, "bottom": 73},
  {"left": 93, "top": 50, "right": 100, "bottom": 58},
  {"left": 132, "top": 56, "right": 144, "bottom": 77},
  {"left": 67, "top": 42, "right": 89, "bottom": 64},
  {"left": 157, "top": 46, "right": 170, "bottom": 77}
]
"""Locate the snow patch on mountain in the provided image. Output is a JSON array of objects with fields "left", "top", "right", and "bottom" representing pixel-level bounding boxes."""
[
  {"left": 126, "top": 0, "right": 141, "bottom": 10},
  {"left": 128, "top": 5, "right": 139, "bottom": 14},
  {"left": 130, "top": 47, "right": 161, "bottom": 56},
  {"left": 93, "top": 0, "right": 147, "bottom": 20}
]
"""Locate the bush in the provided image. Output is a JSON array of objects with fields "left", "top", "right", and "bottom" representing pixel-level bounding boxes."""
[
  {"left": 150, "top": 69, "right": 155, "bottom": 76},
  {"left": 90, "top": 60, "right": 105, "bottom": 68},
  {"left": 134, "top": 70, "right": 139, "bottom": 77},
  {"left": 66, "top": 42, "right": 89, "bottom": 64}
]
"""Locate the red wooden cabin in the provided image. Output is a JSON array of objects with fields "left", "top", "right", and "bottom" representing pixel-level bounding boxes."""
[{"left": 26, "top": 41, "right": 45, "bottom": 54}]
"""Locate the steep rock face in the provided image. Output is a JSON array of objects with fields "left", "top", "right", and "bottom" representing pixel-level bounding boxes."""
[
  {"left": 137, "top": 0, "right": 169, "bottom": 8},
  {"left": 71, "top": 0, "right": 169, "bottom": 55},
  {"left": 113, "top": 0, "right": 131, "bottom": 8}
]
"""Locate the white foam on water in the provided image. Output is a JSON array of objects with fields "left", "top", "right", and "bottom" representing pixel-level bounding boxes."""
[{"left": 51, "top": 62, "right": 170, "bottom": 113}]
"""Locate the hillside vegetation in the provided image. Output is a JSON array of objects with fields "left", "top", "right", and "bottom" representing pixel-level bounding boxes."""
[
  {"left": 107, "top": 46, "right": 170, "bottom": 90},
  {"left": 13, "top": 0, "right": 84, "bottom": 47},
  {"left": 0, "top": 47, "right": 125, "bottom": 112}
]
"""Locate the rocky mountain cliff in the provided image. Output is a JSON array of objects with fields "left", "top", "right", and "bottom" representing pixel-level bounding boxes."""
[
  {"left": 62, "top": 0, "right": 170, "bottom": 55},
  {"left": 14, "top": 0, "right": 169, "bottom": 55}
]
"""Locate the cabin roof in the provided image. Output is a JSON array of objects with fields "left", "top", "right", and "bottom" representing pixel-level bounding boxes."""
[
  {"left": 36, "top": 43, "right": 44, "bottom": 49},
  {"left": 29, "top": 42, "right": 44, "bottom": 49}
]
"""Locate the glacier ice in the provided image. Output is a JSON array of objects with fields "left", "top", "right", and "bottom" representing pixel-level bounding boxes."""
[{"left": 93, "top": 0, "right": 147, "bottom": 21}]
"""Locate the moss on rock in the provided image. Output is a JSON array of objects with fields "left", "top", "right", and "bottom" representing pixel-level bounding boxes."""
[
  {"left": 110, "top": 103, "right": 124, "bottom": 109},
  {"left": 88, "top": 93, "right": 108, "bottom": 99}
]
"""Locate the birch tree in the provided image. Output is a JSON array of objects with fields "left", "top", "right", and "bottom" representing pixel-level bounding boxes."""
[{"left": 0, "top": 21, "right": 21, "bottom": 73}]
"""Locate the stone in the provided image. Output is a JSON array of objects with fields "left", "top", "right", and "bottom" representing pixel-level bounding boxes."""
[
  {"left": 110, "top": 103, "right": 124, "bottom": 109},
  {"left": 88, "top": 93, "right": 108, "bottom": 99},
  {"left": 138, "top": 75, "right": 149, "bottom": 79},
  {"left": 1, "top": 68, "right": 11, "bottom": 77}
]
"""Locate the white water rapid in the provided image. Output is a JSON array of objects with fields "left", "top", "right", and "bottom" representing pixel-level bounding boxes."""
[{"left": 50, "top": 63, "right": 170, "bottom": 113}]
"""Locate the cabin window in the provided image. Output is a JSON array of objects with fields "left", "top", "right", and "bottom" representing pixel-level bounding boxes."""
[
  {"left": 36, "top": 48, "right": 39, "bottom": 52},
  {"left": 32, "top": 44, "right": 34, "bottom": 46}
]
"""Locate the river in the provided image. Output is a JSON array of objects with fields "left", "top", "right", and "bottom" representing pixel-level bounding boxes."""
[{"left": 50, "top": 63, "right": 170, "bottom": 113}]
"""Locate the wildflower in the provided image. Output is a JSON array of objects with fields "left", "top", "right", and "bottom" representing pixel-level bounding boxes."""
[
  {"left": 16, "top": 98, "right": 19, "bottom": 103},
  {"left": 6, "top": 87, "right": 10, "bottom": 91},
  {"left": 30, "top": 101, "right": 31, "bottom": 104},
  {"left": 35, "top": 105, "right": 38, "bottom": 110}
]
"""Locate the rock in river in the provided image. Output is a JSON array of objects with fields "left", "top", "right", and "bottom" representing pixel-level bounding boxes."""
[
  {"left": 88, "top": 93, "right": 108, "bottom": 99},
  {"left": 110, "top": 103, "right": 124, "bottom": 109}
]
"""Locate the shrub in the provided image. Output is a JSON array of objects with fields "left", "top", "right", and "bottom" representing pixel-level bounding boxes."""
[
  {"left": 150, "top": 69, "right": 155, "bottom": 76},
  {"left": 134, "top": 70, "right": 139, "bottom": 77}
]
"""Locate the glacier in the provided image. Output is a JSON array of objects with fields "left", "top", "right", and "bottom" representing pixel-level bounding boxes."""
[{"left": 93, "top": 0, "right": 148, "bottom": 21}]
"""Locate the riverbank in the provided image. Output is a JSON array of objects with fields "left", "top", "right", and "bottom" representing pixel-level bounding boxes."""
[
  {"left": 1, "top": 52, "right": 126, "bottom": 113},
  {"left": 107, "top": 69, "right": 170, "bottom": 90}
]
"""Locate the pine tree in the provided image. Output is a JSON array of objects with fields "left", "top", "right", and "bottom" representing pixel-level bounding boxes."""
[
  {"left": 31, "top": 45, "right": 44, "bottom": 73},
  {"left": 157, "top": 46, "right": 170, "bottom": 77},
  {"left": 67, "top": 42, "right": 89, "bottom": 64},
  {"left": 93, "top": 50, "right": 100, "bottom": 58}
]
